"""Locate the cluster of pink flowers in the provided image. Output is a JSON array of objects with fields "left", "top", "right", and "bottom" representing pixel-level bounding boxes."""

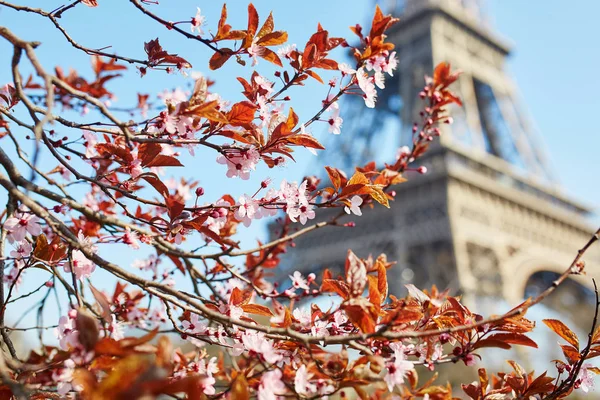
[
  {"left": 217, "top": 147, "right": 261, "bottom": 180},
  {"left": 4, "top": 207, "right": 42, "bottom": 244},
  {"left": 339, "top": 50, "right": 397, "bottom": 109},
  {"left": 2, "top": 207, "right": 42, "bottom": 289},
  {"left": 62, "top": 231, "right": 97, "bottom": 280},
  {"left": 241, "top": 330, "right": 283, "bottom": 364},
  {"left": 277, "top": 179, "right": 315, "bottom": 225},
  {"left": 233, "top": 178, "right": 315, "bottom": 226},
  {"left": 384, "top": 342, "right": 416, "bottom": 392}
]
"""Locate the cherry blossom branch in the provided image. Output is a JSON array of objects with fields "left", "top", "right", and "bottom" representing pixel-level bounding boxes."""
[{"left": 128, "top": 0, "right": 222, "bottom": 53}]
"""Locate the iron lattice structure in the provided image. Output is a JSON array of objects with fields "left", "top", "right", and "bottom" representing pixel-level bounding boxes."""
[{"left": 280, "top": 0, "right": 599, "bottom": 319}]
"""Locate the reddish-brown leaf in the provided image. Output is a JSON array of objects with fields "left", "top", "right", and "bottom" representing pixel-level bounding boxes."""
[
  {"left": 89, "top": 283, "right": 112, "bottom": 321},
  {"left": 75, "top": 309, "right": 100, "bottom": 351},
  {"left": 139, "top": 142, "right": 162, "bottom": 167},
  {"left": 227, "top": 101, "right": 257, "bottom": 126},
  {"left": 95, "top": 143, "right": 133, "bottom": 163},
  {"left": 543, "top": 319, "right": 579, "bottom": 349},
  {"left": 473, "top": 339, "right": 513, "bottom": 350},
  {"left": 209, "top": 48, "right": 234, "bottom": 70},
  {"left": 256, "top": 11, "right": 274, "bottom": 39},
  {"left": 241, "top": 304, "right": 274, "bottom": 317},
  {"left": 144, "top": 155, "right": 183, "bottom": 168},
  {"left": 247, "top": 3, "right": 259, "bottom": 36},
  {"left": 560, "top": 344, "right": 581, "bottom": 364},
  {"left": 229, "top": 287, "right": 248, "bottom": 306},
  {"left": 346, "top": 250, "right": 367, "bottom": 298},
  {"left": 304, "top": 69, "right": 323, "bottom": 83},
  {"left": 141, "top": 174, "right": 169, "bottom": 198},
  {"left": 257, "top": 31, "right": 288, "bottom": 46},
  {"left": 231, "top": 374, "right": 250, "bottom": 400},
  {"left": 166, "top": 196, "right": 185, "bottom": 221},
  {"left": 484, "top": 333, "right": 538, "bottom": 348},
  {"left": 325, "top": 166, "right": 342, "bottom": 191},
  {"left": 344, "top": 303, "right": 376, "bottom": 333},
  {"left": 321, "top": 279, "right": 349, "bottom": 300},
  {"left": 259, "top": 47, "right": 283, "bottom": 67},
  {"left": 286, "top": 134, "right": 325, "bottom": 150}
]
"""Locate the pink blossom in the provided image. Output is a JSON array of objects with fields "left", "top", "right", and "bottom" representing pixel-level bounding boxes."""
[
  {"left": 384, "top": 347, "right": 415, "bottom": 392},
  {"left": 258, "top": 369, "right": 286, "bottom": 400},
  {"left": 323, "top": 94, "right": 340, "bottom": 112},
  {"left": 289, "top": 271, "right": 309, "bottom": 291},
  {"left": 127, "top": 158, "right": 143, "bottom": 179},
  {"left": 356, "top": 67, "right": 377, "bottom": 108},
  {"left": 55, "top": 312, "right": 81, "bottom": 351},
  {"left": 288, "top": 203, "right": 315, "bottom": 225},
  {"left": 10, "top": 241, "right": 32, "bottom": 259},
  {"left": 338, "top": 63, "right": 356, "bottom": 76},
  {"left": 191, "top": 7, "right": 206, "bottom": 35},
  {"left": 344, "top": 195, "right": 363, "bottom": 216},
  {"left": 276, "top": 43, "right": 297, "bottom": 60},
  {"left": 248, "top": 38, "right": 265, "bottom": 66},
  {"left": 241, "top": 331, "right": 282, "bottom": 364},
  {"left": 384, "top": 51, "right": 398, "bottom": 76},
  {"left": 295, "top": 365, "right": 317, "bottom": 396},
  {"left": 122, "top": 227, "right": 140, "bottom": 249},
  {"left": 158, "top": 88, "right": 189, "bottom": 107},
  {"left": 217, "top": 147, "right": 260, "bottom": 180},
  {"left": 3, "top": 266, "right": 22, "bottom": 288},
  {"left": 292, "top": 307, "right": 311, "bottom": 327},
  {"left": 254, "top": 74, "right": 274, "bottom": 95},
  {"left": 4, "top": 209, "right": 42, "bottom": 243},
  {"left": 77, "top": 230, "right": 98, "bottom": 253},
  {"left": 235, "top": 194, "right": 261, "bottom": 227},
  {"left": 64, "top": 250, "right": 96, "bottom": 280},
  {"left": 311, "top": 320, "right": 329, "bottom": 337},
  {"left": 576, "top": 363, "right": 596, "bottom": 393},
  {"left": 374, "top": 71, "right": 386, "bottom": 89},
  {"left": 82, "top": 130, "right": 99, "bottom": 158},
  {"left": 52, "top": 359, "right": 79, "bottom": 396},
  {"left": 327, "top": 108, "right": 343, "bottom": 135},
  {"left": 278, "top": 180, "right": 316, "bottom": 225}
]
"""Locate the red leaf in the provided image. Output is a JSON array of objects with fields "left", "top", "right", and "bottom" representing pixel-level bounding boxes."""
[
  {"left": 139, "top": 142, "right": 162, "bottom": 167},
  {"left": 286, "top": 134, "right": 324, "bottom": 150},
  {"left": 247, "top": 3, "right": 259, "bottom": 36},
  {"left": 209, "top": 48, "right": 234, "bottom": 70},
  {"left": 344, "top": 302, "right": 376, "bottom": 333},
  {"left": 165, "top": 196, "right": 185, "bottom": 221},
  {"left": 325, "top": 166, "right": 341, "bottom": 191},
  {"left": 141, "top": 174, "right": 169, "bottom": 198},
  {"left": 543, "top": 319, "right": 579, "bottom": 349},
  {"left": 256, "top": 31, "right": 288, "bottom": 46},
  {"left": 321, "top": 279, "right": 349, "bottom": 300},
  {"left": 229, "top": 287, "right": 248, "bottom": 306},
  {"left": 227, "top": 101, "right": 257, "bottom": 126},
  {"left": 560, "top": 344, "right": 581, "bottom": 364},
  {"left": 473, "top": 339, "right": 513, "bottom": 350},
  {"left": 259, "top": 47, "right": 283, "bottom": 67},
  {"left": 144, "top": 155, "right": 183, "bottom": 168},
  {"left": 95, "top": 143, "right": 133, "bottom": 164},
  {"left": 241, "top": 304, "right": 273, "bottom": 317},
  {"left": 484, "top": 333, "right": 538, "bottom": 348}
]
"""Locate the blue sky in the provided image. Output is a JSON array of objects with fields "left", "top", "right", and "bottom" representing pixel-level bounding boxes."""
[
  {"left": 0, "top": 0, "right": 598, "bottom": 354},
  {"left": 488, "top": 0, "right": 600, "bottom": 216}
]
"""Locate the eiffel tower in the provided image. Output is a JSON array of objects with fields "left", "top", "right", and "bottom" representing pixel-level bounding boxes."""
[{"left": 278, "top": 0, "right": 600, "bottom": 323}]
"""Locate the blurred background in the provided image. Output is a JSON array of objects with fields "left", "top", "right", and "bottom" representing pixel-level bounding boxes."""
[{"left": 1, "top": 0, "right": 599, "bottom": 395}]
